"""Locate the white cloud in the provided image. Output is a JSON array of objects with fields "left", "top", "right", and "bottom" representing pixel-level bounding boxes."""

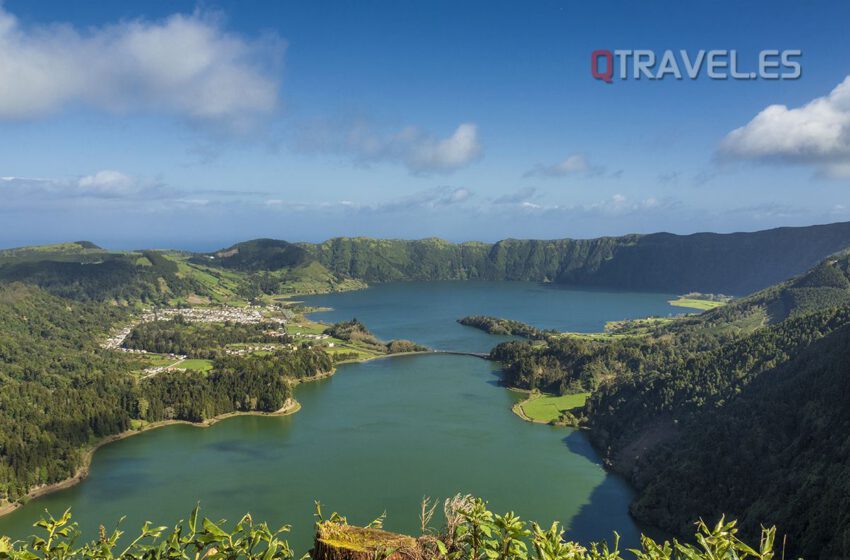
[
  {"left": 77, "top": 171, "right": 136, "bottom": 196},
  {"left": 524, "top": 154, "right": 604, "bottom": 178},
  {"left": 0, "top": 7, "right": 282, "bottom": 131},
  {"left": 719, "top": 76, "right": 850, "bottom": 178},
  {"left": 297, "top": 120, "right": 482, "bottom": 174},
  {"left": 407, "top": 123, "right": 482, "bottom": 173},
  {"left": 0, "top": 171, "right": 171, "bottom": 203}
]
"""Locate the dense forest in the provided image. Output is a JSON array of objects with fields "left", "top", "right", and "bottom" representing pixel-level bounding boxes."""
[
  {"left": 458, "top": 316, "right": 556, "bottom": 339},
  {"left": 628, "top": 324, "right": 850, "bottom": 558},
  {"left": 0, "top": 283, "right": 334, "bottom": 504},
  {"left": 0, "top": 284, "right": 133, "bottom": 501}
]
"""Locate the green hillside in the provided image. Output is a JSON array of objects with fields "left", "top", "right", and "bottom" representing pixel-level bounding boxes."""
[
  {"left": 0, "top": 250, "right": 205, "bottom": 303},
  {"left": 8, "top": 219, "right": 848, "bottom": 304},
  {"left": 202, "top": 239, "right": 312, "bottom": 271},
  {"left": 0, "top": 241, "right": 103, "bottom": 261},
  {"left": 487, "top": 252, "right": 850, "bottom": 558},
  {"left": 0, "top": 242, "right": 359, "bottom": 305},
  {"left": 299, "top": 221, "right": 850, "bottom": 294},
  {"left": 192, "top": 240, "right": 366, "bottom": 298},
  {"left": 629, "top": 323, "right": 850, "bottom": 557}
]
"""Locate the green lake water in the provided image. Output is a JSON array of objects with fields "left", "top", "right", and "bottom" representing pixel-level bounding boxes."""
[{"left": 0, "top": 282, "right": 688, "bottom": 553}]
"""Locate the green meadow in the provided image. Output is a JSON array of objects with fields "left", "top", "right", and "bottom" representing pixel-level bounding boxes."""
[{"left": 519, "top": 392, "right": 590, "bottom": 424}]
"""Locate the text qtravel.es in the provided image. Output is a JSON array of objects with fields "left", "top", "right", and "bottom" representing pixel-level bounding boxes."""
[{"left": 591, "top": 49, "right": 802, "bottom": 83}]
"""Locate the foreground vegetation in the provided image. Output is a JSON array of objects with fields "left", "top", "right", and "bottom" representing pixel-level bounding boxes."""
[{"left": 0, "top": 499, "right": 782, "bottom": 560}]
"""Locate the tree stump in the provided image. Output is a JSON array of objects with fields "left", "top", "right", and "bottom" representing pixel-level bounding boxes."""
[{"left": 312, "top": 522, "right": 420, "bottom": 560}]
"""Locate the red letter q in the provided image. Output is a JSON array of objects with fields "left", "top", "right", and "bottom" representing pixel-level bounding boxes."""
[{"left": 592, "top": 50, "right": 614, "bottom": 83}]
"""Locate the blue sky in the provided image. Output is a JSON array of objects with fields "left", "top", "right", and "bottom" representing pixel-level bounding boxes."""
[{"left": 1, "top": 0, "right": 850, "bottom": 250}]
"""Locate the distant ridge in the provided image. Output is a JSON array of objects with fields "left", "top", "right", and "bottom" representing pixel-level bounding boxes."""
[
  {"left": 7, "top": 220, "right": 850, "bottom": 299},
  {"left": 287, "top": 220, "right": 850, "bottom": 294},
  {"left": 0, "top": 240, "right": 103, "bottom": 259}
]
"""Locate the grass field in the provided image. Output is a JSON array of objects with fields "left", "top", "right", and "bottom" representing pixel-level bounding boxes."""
[
  {"left": 557, "top": 317, "right": 674, "bottom": 341},
  {"left": 323, "top": 345, "right": 376, "bottom": 361},
  {"left": 291, "top": 321, "right": 328, "bottom": 335},
  {"left": 178, "top": 359, "right": 214, "bottom": 372},
  {"left": 172, "top": 259, "right": 245, "bottom": 305},
  {"left": 519, "top": 392, "right": 590, "bottom": 423},
  {"left": 143, "top": 354, "right": 179, "bottom": 367},
  {"left": 127, "top": 353, "right": 182, "bottom": 374},
  {"left": 668, "top": 297, "right": 727, "bottom": 310}
]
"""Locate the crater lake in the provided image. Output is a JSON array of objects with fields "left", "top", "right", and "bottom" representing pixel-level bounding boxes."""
[{"left": 0, "top": 282, "right": 689, "bottom": 552}]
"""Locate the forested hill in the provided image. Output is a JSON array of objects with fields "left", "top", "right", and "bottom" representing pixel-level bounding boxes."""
[
  {"left": 628, "top": 322, "right": 850, "bottom": 557},
  {"left": 0, "top": 246, "right": 205, "bottom": 302},
  {"left": 295, "top": 220, "right": 850, "bottom": 294},
  {"left": 488, "top": 252, "right": 850, "bottom": 558},
  {"left": 202, "top": 239, "right": 312, "bottom": 271}
]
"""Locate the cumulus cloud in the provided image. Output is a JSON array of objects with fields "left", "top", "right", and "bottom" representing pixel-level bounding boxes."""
[
  {"left": 77, "top": 171, "right": 137, "bottom": 196},
  {"left": 407, "top": 124, "right": 481, "bottom": 173},
  {"left": 719, "top": 76, "right": 850, "bottom": 178},
  {"left": 0, "top": 7, "right": 282, "bottom": 131},
  {"left": 297, "top": 120, "right": 482, "bottom": 174},
  {"left": 524, "top": 154, "right": 604, "bottom": 178}
]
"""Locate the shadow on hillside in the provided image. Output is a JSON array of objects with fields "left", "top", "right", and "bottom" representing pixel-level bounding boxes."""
[{"left": 562, "top": 431, "right": 602, "bottom": 465}]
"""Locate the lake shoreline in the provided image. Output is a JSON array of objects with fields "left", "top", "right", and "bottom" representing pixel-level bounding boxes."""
[
  {"left": 0, "top": 398, "right": 301, "bottom": 520},
  {"left": 0, "top": 350, "right": 489, "bottom": 520},
  {"left": 509, "top": 390, "right": 548, "bottom": 424}
]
